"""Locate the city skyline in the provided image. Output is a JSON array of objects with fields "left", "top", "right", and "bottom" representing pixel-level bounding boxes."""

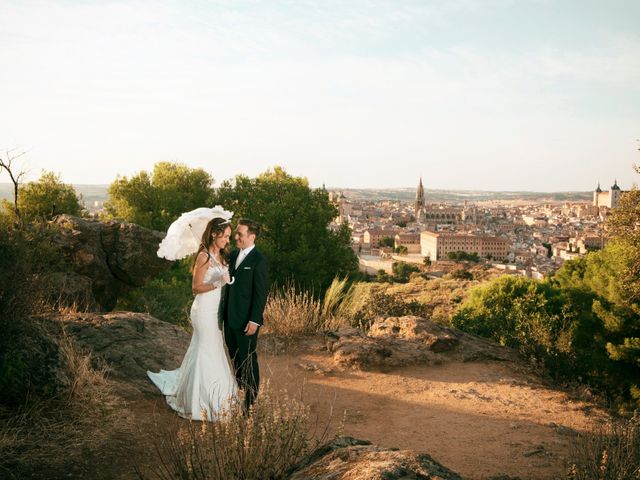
[{"left": 1, "top": 0, "right": 639, "bottom": 191}]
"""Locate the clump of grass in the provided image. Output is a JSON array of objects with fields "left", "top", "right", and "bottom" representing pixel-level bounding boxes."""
[
  {"left": 264, "top": 277, "right": 437, "bottom": 336},
  {"left": 263, "top": 283, "right": 324, "bottom": 336},
  {"left": 145, "top": 384, "right": 318, "bottom": 480},
  {"left": 567, "top": 414, "right": 640, "bottom": 479},
  {"left": 0, "top": 330, "right": 114, "bottom": 478}
]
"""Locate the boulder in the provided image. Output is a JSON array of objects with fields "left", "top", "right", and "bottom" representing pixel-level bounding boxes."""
[
  {"left": 59, "top": 311, "right": 189, "bottom": 395},
  {"left": 326, "top": 316, "right": 517, "bottom": 371},
  {"left": 289, "top": 436, "right": 463, "bottom": 480},
  {"left": 48, "top": 215, "right": 171, "bottom": 311},
  {"left": 369, "top": 316, "right": 459, "bottom": 352}
]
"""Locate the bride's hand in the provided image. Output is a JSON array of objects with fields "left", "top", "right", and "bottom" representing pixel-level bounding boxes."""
[{"left": 221, "top": 272, "right": 231, "bottom": 285}]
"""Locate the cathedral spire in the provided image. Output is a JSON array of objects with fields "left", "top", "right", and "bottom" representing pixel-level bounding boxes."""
[{"left": 415, "top": 177, "right": 425, "bottom": 218}]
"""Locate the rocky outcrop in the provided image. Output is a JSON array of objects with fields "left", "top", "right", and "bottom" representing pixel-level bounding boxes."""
[
  {"left": 369, "top": 316, "right": 459, "bottom": 352},
  {"left": 326, "top": 316, "right": 517, "bottom": 371},
  {"left": 59, "top": 311, "right": 189, "bottom": 395},
  {"left": 289, "top": 436, "right": 463, "bottom": 480},
  {"left": 48, "top": 215, "right": 171, "bottom": 311}
]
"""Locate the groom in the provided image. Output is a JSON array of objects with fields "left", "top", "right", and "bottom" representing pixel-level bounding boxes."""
[{"left": 219, "top": 218, "right": 269, "bottom": 410}]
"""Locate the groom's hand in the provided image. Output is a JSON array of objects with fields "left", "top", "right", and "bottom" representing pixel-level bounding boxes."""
[{"left": 244, "top": 322, "right": 259, "bottom": 336}]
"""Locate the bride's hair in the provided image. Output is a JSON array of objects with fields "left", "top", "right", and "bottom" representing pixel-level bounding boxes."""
[{"left": 191, "top": 217, "right": 230, "bottom": 271}]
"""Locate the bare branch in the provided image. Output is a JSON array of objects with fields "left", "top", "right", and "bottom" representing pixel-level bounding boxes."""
[{"left": 0, "top": 148, "right": 29, "bottom": 222}]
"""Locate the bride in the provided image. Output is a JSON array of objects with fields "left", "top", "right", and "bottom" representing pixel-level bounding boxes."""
[{"left": 147, "top": 215, "right": 237, "bottom": 421}]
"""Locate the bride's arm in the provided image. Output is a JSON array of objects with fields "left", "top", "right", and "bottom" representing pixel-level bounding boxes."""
[{"left": 191, "top": 252, "right": 217, "bottom": 295}]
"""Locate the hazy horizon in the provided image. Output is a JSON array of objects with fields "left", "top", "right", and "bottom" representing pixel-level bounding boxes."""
[
  {"left": 1, "top": 1, "right": 639, "bottom": 191},
  {"left": 0, "top": 180, "right": 595, "bottom": 195}
]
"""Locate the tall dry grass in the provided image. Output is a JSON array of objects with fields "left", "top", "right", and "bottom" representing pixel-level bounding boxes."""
[
  {"left": 263, "top": 279, "right": 351, "bottom": 336},
  {"left": 568, "top": 414, "right": 640, "bottom": 479},
  {"left": 143, "top": 384, "right": 327, "bottom": 480},
  {"left": 0, "top": 330, "right": 114, "bottom": 478},
  {"left": 263, "top": 277, "right": 431, "bottom": 336}
]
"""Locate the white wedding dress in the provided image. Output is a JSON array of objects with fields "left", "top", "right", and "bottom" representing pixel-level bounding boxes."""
[{"left": 147, "top": 257, "right": 237, "bottom": 421}]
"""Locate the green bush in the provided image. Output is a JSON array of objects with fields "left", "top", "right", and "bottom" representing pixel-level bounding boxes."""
[
  {"left": 451, "top": 276, "right": 576, "bottom": 369},
  {"left": 447, "top": 251, "right": 480, "bottom": 262},
  {"left": 115, "top": 260, "right": 193, "bottom": 329},
  {"left": 391, "top": 261, "right": 420, "bottom": 282}
]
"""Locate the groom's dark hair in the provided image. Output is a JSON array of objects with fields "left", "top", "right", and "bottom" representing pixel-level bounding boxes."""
[{"left": 238, "top": 218, "right": 261, "bottom": 238}]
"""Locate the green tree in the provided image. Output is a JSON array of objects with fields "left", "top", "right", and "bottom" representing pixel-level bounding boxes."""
[
  {"left": 214, "top": 167, "right": 358, "bottom": 290},
  {"left": 447, "top": 250, "right": 480, "bottom": 262},
  {"left": 105, "top": 162, "right": 214, "bottom": 231},
  {"left": 379, "top": 236, "right": 394, "bottom": 248},
  {"left": 7, "top": 171, "right": 83, "bottom": 222},
  {"left": 391, "top": 261, "right": 420, "bottom": 282},
  {"left": 606, "top": 165, "right": 640, "bottom": 302}
]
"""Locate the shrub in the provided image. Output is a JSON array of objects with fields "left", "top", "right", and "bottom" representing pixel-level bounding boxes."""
[
  {"left": 447, "top": 251, "right": 480, "bottom": 262},
  {"left": 145, "top": 385, "right": 315, "bottom": 480},
  {"left": 335, "top": 282, "right": 428, "bottom": 330},
  {"left": 451, "top": 276, "right": 579, "bottom": 376},
  {"left": 115, "top": 261, "right": 193, "bottom": 329},
  {"left": 391, "top": 261, "right": 420, "bottom": 282},
  {"left": 568, "top": 414, "right": 640, "bottom": 480},
  {"left": 0, "top": 224, "right": 114, "bottom": 476},
  {"left": 449, "top": 269, "right": 473, "bottom": 280}
]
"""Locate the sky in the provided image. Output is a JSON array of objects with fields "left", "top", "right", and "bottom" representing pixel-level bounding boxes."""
[{"left": 1, "top": 0, "right": 639, "bottom": 191}]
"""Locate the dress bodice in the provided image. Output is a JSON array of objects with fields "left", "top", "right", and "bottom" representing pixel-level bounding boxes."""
[{"left": 203, "top": 254, "right": 228, "bottom": 287}]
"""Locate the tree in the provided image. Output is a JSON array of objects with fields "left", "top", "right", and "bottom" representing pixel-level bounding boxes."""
[
  {"left": 214, "top": 167, "right": 358, "bottom": 290},
  {"left": 0, "top": 148, "right": 27, "bottom": 222},
  {"left": 606, "top": 164, "right": 640, "bottom": 302},
  {"left": 15, "top": 171, "right": 82, "bottom": 222},
  {"left": 447, "top": 250, "right": 480, "bottom": 262},
  {"left": 391, "top": 261, "right": 419, "bottom": 282},
  {"left": 105, "top": 162, "right": 215, "bottom": 231},
  {"left": 597, "top": 165, "right": 640, "bottom": 404},
  {"left": 423, "top": 256, "right": 432, "bottom": 266},
  {"left": 378, "top": 236, "right": 394, "bottom": 248}
]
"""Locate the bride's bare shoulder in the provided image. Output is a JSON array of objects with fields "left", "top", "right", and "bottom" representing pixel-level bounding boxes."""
[{"left": 195, "top": 251, "right": 210, "bottom": 267}]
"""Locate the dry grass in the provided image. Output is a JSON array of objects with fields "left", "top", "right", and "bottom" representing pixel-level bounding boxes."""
[
  {"left": 144, "top": 383, "right": 330, "bottom": 480},
  {"left": 263, "top": 280, "right": 351, "bottom": 336},
  {"left": 0, "top": 329, "right": 115, "bottom": 479},
  {"left": 383, "top": 276, "right": 478, "bottom": 324},
  {"left": 568, "top": 414, "right": 640, "bottom": 479},
  {"left": 264, "top": 277, "right": 438, "bottom": 336}
]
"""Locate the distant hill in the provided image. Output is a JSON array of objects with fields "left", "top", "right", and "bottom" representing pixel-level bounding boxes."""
[
  {"left": 328, "top": 187, "right": 592, "bottom": 204},
  {"left": 0, "top": 183, "right": 591, "bottom": 205},
  {"left": 0, "top": 184, "right": 110, "bottom": 207}
]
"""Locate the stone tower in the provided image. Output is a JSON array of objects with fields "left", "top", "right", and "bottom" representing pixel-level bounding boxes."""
[{"left": 415, "top": 177, "right": 425, "bottom": 219}]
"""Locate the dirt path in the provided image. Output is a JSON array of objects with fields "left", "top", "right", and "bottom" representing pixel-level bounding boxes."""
[
  {"left": 260, "top": 345, "right": 603, "bottom": 480},
  {"left": 95, "top": 338, "right": 604, "bottom": 480}
]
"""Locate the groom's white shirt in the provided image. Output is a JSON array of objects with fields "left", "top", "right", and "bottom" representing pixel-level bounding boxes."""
[
  {"left": 235, "top": 244, "right": 255, "bottom": 269},
  {"left": 234, "top": 245, "right": 260, "bottom": 328}
]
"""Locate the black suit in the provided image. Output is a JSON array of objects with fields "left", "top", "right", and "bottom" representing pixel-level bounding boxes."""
[{"left": 219, "top": 247, "right": 269, "bottom": 409}]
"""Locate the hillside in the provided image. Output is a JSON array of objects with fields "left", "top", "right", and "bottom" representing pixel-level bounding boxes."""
[{"left": 28, "top": 311, "right": 605, "bottom": 480}]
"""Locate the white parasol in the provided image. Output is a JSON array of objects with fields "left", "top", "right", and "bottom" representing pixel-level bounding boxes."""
[{"left": 157, "top": 206, "right": 233, "bottom": 260}]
